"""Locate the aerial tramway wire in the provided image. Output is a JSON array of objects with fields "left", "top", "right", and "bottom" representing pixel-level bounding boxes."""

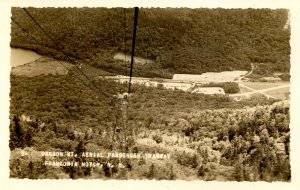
[
  {"left": 110, "top": 7, "right": 139, "bottom": 150},
  {"left": 128, "top": 7, "right": 139, "bottom": 94},
  {"left": 22, "top": 8, "right": 110, "bottom": 98},
  {"left": 14, "top": 8, "right": 140, "bottom": 151},
  {"left": 11, "top": 17, "right": 107, "bottom": 100}
]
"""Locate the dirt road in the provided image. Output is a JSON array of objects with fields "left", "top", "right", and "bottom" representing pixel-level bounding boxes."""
[{"left": 229, "top": 84, "right": 290, "bottom": 99}]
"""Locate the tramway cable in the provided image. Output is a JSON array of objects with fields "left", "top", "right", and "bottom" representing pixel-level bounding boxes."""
[
  {"left": 11, "top": 17, "right": 109, "bottom": 100},
  {"left": 128, "top": 7, "right": 139, "bottom": 94},
  {"left": 22, "top": 8, "right": 110, "bottom": 98},
  {"left": 17, "top": 7, "right": 139, "bottom": 151},
  {"left": 110, "top": 7, "right": 139, "bottom": 150}
]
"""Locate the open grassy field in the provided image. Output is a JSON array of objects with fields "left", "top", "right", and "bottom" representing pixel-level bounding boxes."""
[
  {"left": 113, "top": 53, "right": 154, "bottom": 65},
  {"left": 11, "top": 56, "right": 113, "bottom": 78},
  {"left": 70, "top": 62, "right": 114, "bottom": 79},
  {"left": 234, "top": 81, "right": 290, "bottom": 101},
  {"left": 264, "top": 86, "right": 290, "bottom": 100},
  {"left": 238, "top": 85, "right": 253, "bottom": 93},
  {"left": 242, "top": 82, "right": 290, "bottom": 90},
  {"left": 11, "top": 57, "right": 72, "bottom": 77}
]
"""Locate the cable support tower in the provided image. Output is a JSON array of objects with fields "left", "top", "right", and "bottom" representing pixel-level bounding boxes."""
[
  {"left": 110, "top": 7, "right": 139, "bottom": 151},
  {"left": 16, "top": 8, "right": 139, "bottom": 150}
]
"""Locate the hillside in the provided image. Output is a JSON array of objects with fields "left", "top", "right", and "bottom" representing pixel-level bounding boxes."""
[
  {"left": 9, "top": 7, "right": 291, "bottom": 180},
  {"left": 9, "top": 74, "right": 290, "bottom": 180},
  {"left": 11, "top": 8, "right": 290, "bottom": 78}
]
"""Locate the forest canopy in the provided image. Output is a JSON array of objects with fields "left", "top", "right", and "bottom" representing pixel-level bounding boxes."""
[
  {"left": 9, "top": 7, "right": 291, "bottom": 180},
  {"left": 9, "top": 75, "right": 289, "bottom": 180},
  {"left": 11, "top": 8, "right": 290, "bottom": 78}
]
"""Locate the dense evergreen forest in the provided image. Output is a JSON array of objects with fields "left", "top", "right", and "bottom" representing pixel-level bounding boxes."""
[
  {"left": 9, "top": 75, "right": 290, "bottom": 180},
  {"left": 11, "top": 8, "right": 290, "bottom": 78}
]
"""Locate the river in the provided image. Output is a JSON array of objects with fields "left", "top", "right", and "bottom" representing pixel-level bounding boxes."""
[{"left": 10, "top": 48, "right": 42, "bottom": 67}]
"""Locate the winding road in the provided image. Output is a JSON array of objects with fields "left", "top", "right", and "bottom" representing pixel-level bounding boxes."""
[
  {"left": 230, "top": 84, "right": 290, "bottom": 100},
  {"left": 231, "top": 63, "right": 290, "bottom": 101}
]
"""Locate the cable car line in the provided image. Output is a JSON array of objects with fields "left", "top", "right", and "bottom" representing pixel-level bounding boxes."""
[
  {"left": 11, "top": 17, "right": 108, "bottom": 99},
  {"left": 110, "top": 7, "right": 139, "bottom": 150},
  {"left": 128, "top": 7, "right": 139, "bottom": 94},
  {"left": 22, "top": 8, "right": 110, "bottom": 98},
  {"left": 16, "top": 8, "right": 139, "bottom": 151}
]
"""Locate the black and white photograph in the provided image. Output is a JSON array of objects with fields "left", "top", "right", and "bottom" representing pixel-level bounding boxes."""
[{"left": 1, "top": 0, "right": 300, "bottom": 189}]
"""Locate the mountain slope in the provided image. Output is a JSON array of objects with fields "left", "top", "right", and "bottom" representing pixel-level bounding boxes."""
[{"left": 11, "top": 8, "right": 290, "bottom": 78}]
